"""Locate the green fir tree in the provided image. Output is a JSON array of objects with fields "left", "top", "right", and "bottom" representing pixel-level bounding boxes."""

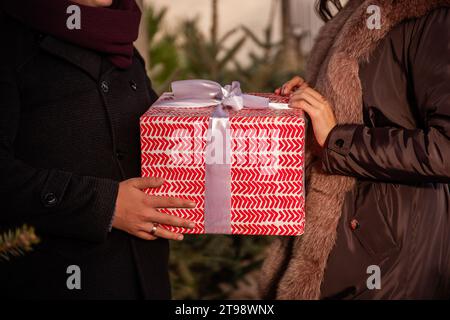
[{"left": 0, "top": 225, "right": 40, "bottom": 261}]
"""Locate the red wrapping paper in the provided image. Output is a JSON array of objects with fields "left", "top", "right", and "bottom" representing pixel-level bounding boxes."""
[{"left": 140, "top": 93, "right": 306, "bottom": 236}]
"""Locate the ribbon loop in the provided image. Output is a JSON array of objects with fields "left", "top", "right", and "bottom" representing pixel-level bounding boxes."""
[{"left": 154, "top": 79, "right": 270, "bottom": 110}]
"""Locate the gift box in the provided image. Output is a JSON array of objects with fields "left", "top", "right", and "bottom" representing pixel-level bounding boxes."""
[{"left": 140, "top": 80, "right": 306, "bottom": 236}]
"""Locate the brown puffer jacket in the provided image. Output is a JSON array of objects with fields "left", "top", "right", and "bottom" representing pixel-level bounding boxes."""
[{"left": 260, "top": 0, "right": 450, "bottom": 300}]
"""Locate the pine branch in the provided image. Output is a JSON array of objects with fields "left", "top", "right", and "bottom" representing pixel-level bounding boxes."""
[{"left": 0, "top": 225, "right": 40, "bottom": 261}]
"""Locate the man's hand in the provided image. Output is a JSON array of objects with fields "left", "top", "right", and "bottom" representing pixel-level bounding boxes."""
[{"left": 112, "top": 177, "right": 196, "bottom": 241}]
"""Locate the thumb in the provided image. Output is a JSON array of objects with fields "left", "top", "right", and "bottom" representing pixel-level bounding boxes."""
[{"left": 129, "top": 177, "right": 165, "bottom": 189}]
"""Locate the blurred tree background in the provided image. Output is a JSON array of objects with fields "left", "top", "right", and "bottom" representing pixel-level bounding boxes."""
[
  {"left": 143, "top": 0, "right": 310, "bottom": 300},
  {"left": 0, "top": 225, "right": 39, "bottom": 262}
]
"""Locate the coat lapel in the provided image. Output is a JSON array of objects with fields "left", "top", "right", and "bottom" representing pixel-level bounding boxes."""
[{"left": 39, "top": 36, "right": 102, "bottom": 81}]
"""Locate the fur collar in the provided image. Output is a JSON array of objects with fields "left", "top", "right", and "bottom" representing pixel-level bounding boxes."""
[{"left": 260, "top": 0, "right": 450, "bottom": 300}]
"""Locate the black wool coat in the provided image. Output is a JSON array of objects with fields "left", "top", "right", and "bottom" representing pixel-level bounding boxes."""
[{"left": 0, "top": 12, "right": 170, "bottom": 299}]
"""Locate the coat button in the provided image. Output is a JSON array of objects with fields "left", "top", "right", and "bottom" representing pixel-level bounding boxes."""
[
  {"left": 350, "top": 219, "right": 360, "bottom": 231},
  {"left": 43, "top": 193, "right": 58, "bottom": 207},
  {"left": 335, "top": 139, "right": 345, "bottom": 148},
  {"left": 130, "top": 81, "right": 137, "bottom": 91},
  {"left": 100, "top": 81, "right": 109, "bottom": 93}
]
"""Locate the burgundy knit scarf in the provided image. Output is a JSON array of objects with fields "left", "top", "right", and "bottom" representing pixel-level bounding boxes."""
[{"left": 2, "top": 0, "right": 141, "bottom": 69}]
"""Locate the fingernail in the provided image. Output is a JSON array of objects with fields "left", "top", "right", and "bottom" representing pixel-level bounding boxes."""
[
  {"left": 188, "top": 201, "right": 196, "bottom": 207},
  {"left": 177, "top": 234, "right": 184, "bottom": 241},
  {"left": 188, "top": 222, "right": 196, "bottom": 229}
]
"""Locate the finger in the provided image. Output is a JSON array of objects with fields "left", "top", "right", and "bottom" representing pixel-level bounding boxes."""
[
  {"left": 297, "top": 82, "right": 310, "bottom": 91},
  {"left": 292, "top": 80, "right": 310, "bottom": 91},
  {"left": 283, "top": 76, "right": 306, "bottom": 95},
  {"left": 288, "top": 83, "right": 309, "bottom": 97},
  {"left": 149, "top": 210, "right": 196, "bottom": 229},
  {"left": 289, "top": 99, "right": 317, "bottom": 117},
  {"left": 147, "top": 196, "right": 196, "bottom": 209},
  {"left": 275, "top": 87, "right": 282, "bottom": 95},
  {"left": 129, "top": 177, "right": 165, "bottom": 189},
  {"left": 291, "top": 91, "right": 323, "bottom": 109},
  {"left": 147, "top": 224, "right": 184, "bottom": 241},
  {"left": 299, "top": 87, "right": 325, "bottom": 102},
  {"left": 134, "top": 230, "right": 158, "bottom": 241}
]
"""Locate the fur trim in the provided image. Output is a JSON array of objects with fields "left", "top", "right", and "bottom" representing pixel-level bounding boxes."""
[{"left": 260, "top": 0, "right": 450, "bottom": 300}]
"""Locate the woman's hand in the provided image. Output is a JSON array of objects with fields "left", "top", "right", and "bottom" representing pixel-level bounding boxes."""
[
  {"left": 112, "top": 177, "right": 196, "bottom": 241},
  {"left": 282, "top": 77, "right": 337, "bottom": 147},
  {"left": 290, "top": 85, "right": 337, "bottom": 147},
  {"left": 275, "top": 76, "right": 309, "bottom": 96}
]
